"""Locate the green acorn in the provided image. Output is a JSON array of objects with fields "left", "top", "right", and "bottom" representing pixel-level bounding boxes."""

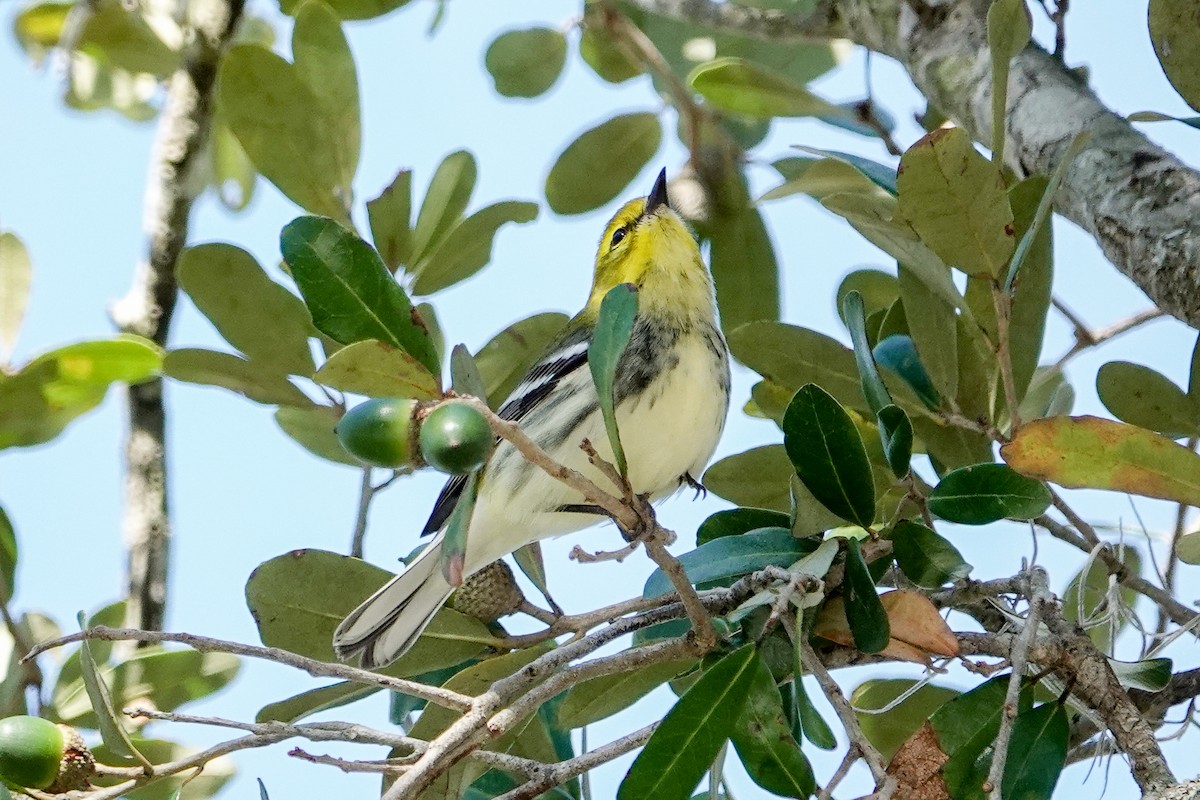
[
  {"left": 419, "top": 401, "right": 493, "bottom": 475},
  {"left": 0, "top": 716, "right": 93, "bottom": 792},
  {"left": 336, "top": 398, "right": 419, "bottom": 469}
]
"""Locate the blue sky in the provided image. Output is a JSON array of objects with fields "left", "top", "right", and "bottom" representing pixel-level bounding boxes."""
[{"left": 2, "top": 1, "right": 1199, "bottom": 797}]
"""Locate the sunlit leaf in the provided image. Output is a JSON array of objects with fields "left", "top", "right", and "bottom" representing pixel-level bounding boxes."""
[{"left": 546, "top": 114, "right": 661, "bottom": 215}]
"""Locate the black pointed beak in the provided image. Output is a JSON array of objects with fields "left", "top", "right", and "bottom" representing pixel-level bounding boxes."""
[{"left": 645, "top": 168, "right": 669, "bottom": 214}]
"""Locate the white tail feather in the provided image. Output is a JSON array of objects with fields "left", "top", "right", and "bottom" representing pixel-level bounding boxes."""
[{"left": 332, "top": 539, "right": 453, "bottom": 669}]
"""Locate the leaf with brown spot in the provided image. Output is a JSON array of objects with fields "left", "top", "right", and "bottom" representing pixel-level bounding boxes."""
[{"left": 1001, "top": 415, "right": 1200, "bottom": 506}]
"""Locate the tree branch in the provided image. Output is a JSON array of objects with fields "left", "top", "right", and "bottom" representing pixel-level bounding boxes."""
[
  {"left": 633, "top": 0, "right": 1200, "bottom": 328},
  {"left": 108, "top": 0, "right": 246, "bottom": 634}
]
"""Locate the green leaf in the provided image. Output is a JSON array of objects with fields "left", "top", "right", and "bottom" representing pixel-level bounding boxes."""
[
  {"left": 643, "top": 527, "right": 818, "bottom": 598},
  {"left": 0, "top": 337, "right": 162, "bottom": 450},
  {"left": 835, "top": 269, "right": 899, "bottom": 327},
  {"left": 707, "top": 197, "right": 781, "bottom": 332},
  {"left": 218, "top": 45, "right": 351, "bottom": 222},
  {"left": 928, "top": 463, "right": 1051, "bottom": 524},
  {"left": 274, "top": 405, "right": 357, "bottom": 466},
  {"left": 411, "top": 151, "right": 477, "bottom": 266},
  {"left": 1108, "top": 657, "right": 1172, "bottom": 692},
  {"left": 257, "top": 681, "right": 378, "bottom": 724},
  {"left": 245, "top": 549, "right": 493, "bottom": 677},
  {"left": 57, "top": 648, "right": 240, "bottom": 728},
  {"left": 367, "top": 169, "right": 413, "bottom": 271},
  {"left": 164, "top": 348, "right": 312, "bottom": 406},
  {"left": 731, "top": 657, "right": 815, "bottom": 798},
  {"left": 1003, "top": 132, "right": 1090, "bottom": 292},
  {"left": 1002, "top": 703, "right": 1068, "bottom": 800},
  {"left": 930, "top": 675, "right": 1008, "bottom": 756},
  {"left": 276, "top": 0, "right": 411, "bottom": 21},
  {"left": 791, "top": 677, "right": 836, "bottom": 750},
  {"left": 783, "top": 384, "right": 876, "bottom": 526},
  {"left": 761, "top": 157, "right": 884, "bottom": 203},
  {"left": 688, "top": 57, "right": 843, "bottom": 118},
  {"left": 1097, "top": 361, "right": 1199, "bottom": 438},
  {"left": 618, "top": 644, "right": 758, "bottom": 800},
  {"left": 73, "top": 0, "right": 178, "bottom": 76},
  {"left": 473, "top": 313, "right": 569, "bottom": 409},
  {"left": 843, "top": 539, "right": 889, "bottom": 653},
  {"left": 546, "top": 113, "right": 662, "bottom": 215},
  {"left": 440, "top": 470, "right": 480, "bottom": 587},
  {"left": 292, "top": 0, "right": 359, "bottom": 197},
  {"left": 485, "top": 28, "right": 566, "bottom": 98},
  {"left": 210, "top": 120, "right": 257, "bottom": 212},
  {"left": 1149, "top": 0, "right": 1200, "bottom": 112},
  {"left": 75, "top": 613, "right": 150, "bottom": 767},
  {"left": 280, "top": 216, "right": 440, "bottom": 377},
  {"left": 177, "top": 244, "right": 314, "bottom": 376},
  {"left": 730, "top": 322, "right": 865, "bottom": 412},
  {"left": 1002, "top": 415, "right": 1200, "bottom": 506},
  {"left": 411, "top": 201, "right": 539, "bottom": 295},
  {"left": 842, "top": 290, "right": 892, "bottom": 415},
  {"left": 12, "top": 2, "right": 73, "bottom": 55},
  {"left": 1005, "top": 178, "right": 1053, "bottom": 404},
  {"left": 0, "top": 507, "right": 15, "bottom": 603},
  {"left": 1063, "top": 546, "right": 1140, "bottom": 653},
  {"left": 876, "top": 405, "right": 913, "bottom": 478},
  {"left": 697, "top": 507, "right": 790, "bottom": 545},
  {"left": 512, "top": 543, "right": 551, "bottom": 606},
  {"left": 792, "top": 147, "right": 898, "bottom": 194},
  {"left": 851, "top": 679, "right": 959, "bottom": 761},
  {"left": 0, "top": 232, "right": 31, "bottom": 362},
  {"left": 986, "top": 0, "right": 1032, "bottom": 167},
  {"left": 897, "top": 127, "right": 1015, "bottom": 277},
  {"left": 891, "top": 519, "right": 972, "bottom": 589},
  {"left": 557, "top": 658, "right": 695, "bottom": 729},
  {"left": 1178, "top": 531, "right": 1200, "bottom": 564},
  {"left": 703, "top": 445, "right": 794, "bottom": 512},
  {"left": 449, "top": 344, "right": 487, "bottom": 400},
  {"left": 590, "top": 283, "right": 639, "bottom": 478},
  {"left": 897, "top": 265, "right": 957, "bottom": 403},
  {"left": 91, "top": 737, "right": 234, "bottom": 799},
  {"left": 872, "top": 334, "right": 939, "bottom": 410},
  {"left": 578, "top": 9, "right": 642, "bottom": 83},
  {"left": 313, "top": 339, "right": 441, "bottom": 399}
]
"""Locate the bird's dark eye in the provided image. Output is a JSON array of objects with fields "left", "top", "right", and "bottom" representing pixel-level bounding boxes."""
[{"left": 609, "top": 227, "right": 627, "bottom": 248}]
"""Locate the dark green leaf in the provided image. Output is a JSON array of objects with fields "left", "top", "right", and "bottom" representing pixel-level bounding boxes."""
[
  {"left": 617, "top": 644, "right": 758, "bottom": 800},
  {"left": 930, "top": 675, "right": 1008, "bottom": 757},
  {"left": 313, "top": 339, "right": 441, "bottom": 399},
  {"left": 590, "top": 283, "right": 639, "bottom": 477},
  {"left": 891, "top": 519, "right": 972, "bottom": 589},
  {"left": 791, "top": 678, "right": 835, "bottom": 750},
  {"left": 485, "top": 28, "right": 566, "bottom": 98},
  {"left": 411, "top": 201, "right": 538, "bottom": 295},
  {"left": 440, "top": 470, "right": 480, "bottom": 587},
  {"left": 928, "top": 463, "right": 1051, "bottom": 524},
  {"left": 703, "top": 445, "right": 794, "bottom": 512},
  {"left": 557, "top": 658, "right": 695, "bottom": 728},
  {"left": 843, "top": 539, "right": 889, "bottom": 653},
  {"left": 1002, "top": 703, "right": 1068, "bottom": 800},
  {"left": 75, "top": 612, "right": 149, "bottom": 767},
  {"left": 411, "top": 150, "right": 477, "bottom": 265},
  {"left": 783, "top": 384, "right": 876, "bottom": 526},
  {"left": 842, "top": 290, "right": 891, "bottom": 415},
  {"left": 512, "top": 543, "right": 550, "bottom": 601},
  {"left": 257, "top": 681, "right": 379, "bottom": 724},
  {"left": 245, "top": 549, "right": 493, "bottom": 677},
  {"left": 280, "top": 215, "right": 440, "bottom": 377},
  {"left": 367, "top": 168, "right": 413, "bottom": 271},
  {"left": 1149, "top": 0, "right": 1200, "bottom": 108},
  {"left": 473, "top": 313, "right": 569, "bottom": 410},
  {"left": 877, "top": 405, "right": 913, "bottom": 478},
  {"left": 731, "top": 656, "right": 815, "bottom": 798},
  {"left": 1109, "top": 657, "right": 1173, "bottom": 691},
  {"left": 0, "top": 507, "right": 14, "bottom": 603},
  {"left": 546, "top": 114, "right": 662, "bottom": 215},
  {"left": 851, "top": 679, "right": 958, "bottom": 760},
  {"left": 896, "top": 265, "right": 957, "bottom": 403},
  {"left": 644, "top": 527, "right": 816, "bottom": 598},
  {"left": 688, "top": 57, "right": 842, "bottom": 118},
  {"left": 1006, "top": 176, "right": 1054, "bottom": 401},
  {"left": 1097, "top": 361, "right": 1198, "bottom": 438},
  {"left": 697, "top": 508, "right": 790, "bottom": 545}
]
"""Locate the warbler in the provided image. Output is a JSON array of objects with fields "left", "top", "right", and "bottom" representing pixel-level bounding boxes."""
[{"left": 334, "top": 169, "right": 731, "bottom": 668}]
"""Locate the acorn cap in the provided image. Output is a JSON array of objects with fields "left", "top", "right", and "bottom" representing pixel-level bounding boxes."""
[{"left": 449, "top": 561, "right": 524, "bottom": 623}]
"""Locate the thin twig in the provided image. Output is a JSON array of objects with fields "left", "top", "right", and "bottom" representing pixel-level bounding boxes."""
[
  {"left": 24, "top": 626, "right": 474, "bottom": 712},
  {"left": 817, "top": 747, "right": 861, "bottom": 800},
  {"left": 985, "top": 568, "right": 1048, "bottom": 799},
  {"left": 494, "top": 723, "right": 658, "bottom": 800},
  {"left": 350, "top": 467, "right": 373, "bottom": 558},
  {"left": 1158, "top": 438, "right": 1196, "bottom": 635},
  {"left": 1052, "top": 304, "right": 1166, "bottom": 370}
]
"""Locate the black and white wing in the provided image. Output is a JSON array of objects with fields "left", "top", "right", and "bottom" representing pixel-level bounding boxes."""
[{"left": 420, "top": 325, "right": 591, "bottom": 536}]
